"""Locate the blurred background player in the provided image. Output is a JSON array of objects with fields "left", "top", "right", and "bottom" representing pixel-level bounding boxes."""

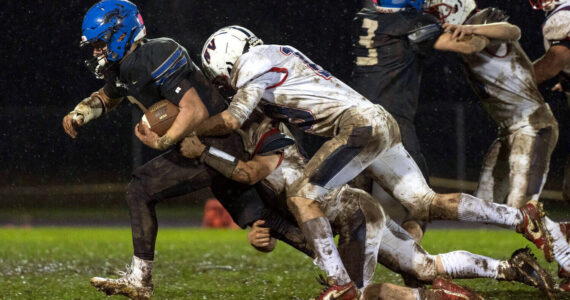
[
  {"left": 349, "top": 0, "right": 492, "bottom": 242},
  {"left": 64, "top": 2, "right": 307, "bottom": 299},
  {"left": 528, "top": 0, "right": 570, "bottom": 290},
  {"left": 425, "top": 0, "right": 570, "bottom": 292},
  {"left": 197, "top": 25, "right": 559, "bottom": 298}
]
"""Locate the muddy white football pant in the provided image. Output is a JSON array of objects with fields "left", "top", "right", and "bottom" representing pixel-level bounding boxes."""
[
  {"left": 379, "top": 219, "right": 501, "bottom": 282},
  {"left": 321, "top": 185, "right": 386, "bottom": 288},
  {"left": 287, "top": 104, "right": 400, "bottom": 201},
  {"left": 476, "top": 105, "right": 558, "bottom": 208}
]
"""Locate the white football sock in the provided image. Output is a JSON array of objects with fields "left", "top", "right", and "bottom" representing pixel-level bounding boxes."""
[
  {"left": 302, "top": 217, "right": 351, "bottom": 285},
  {"left": 439, "top": 251, "right": 500, "bottom": 278},
  {"left": 457, "top": 194, "right": 522, "bottom": 227},
  {"left": 545, "top": 217, "right": 570, "bottom": 271}
]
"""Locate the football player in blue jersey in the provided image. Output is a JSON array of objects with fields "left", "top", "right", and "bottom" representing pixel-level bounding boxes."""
[{"left": 62, "top": 1, "right": 309, "bottom": 299}]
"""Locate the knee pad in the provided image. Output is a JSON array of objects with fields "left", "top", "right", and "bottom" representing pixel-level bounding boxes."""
[{"left": 403, "top": 190, "right": 435, "bottom": 222}]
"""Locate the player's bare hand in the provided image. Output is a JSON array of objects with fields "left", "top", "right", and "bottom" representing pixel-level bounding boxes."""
[
  {"left": 443, "top": 23, "right": 474, "bottom": 41},
  {"left": 247, "top": 220, "right": 276, "bottom": 252},
  {"left": 134, "top": 122, "right": 160, "bottom": 149},
  {"left": 62, "top": 114, "right": 84, "bottom": 139},
  {"left": 180, "top": 134, "right": 206, "bottom": 158},
  {"left": 552, "top": 82, "right": 563, "bottom": 92}
]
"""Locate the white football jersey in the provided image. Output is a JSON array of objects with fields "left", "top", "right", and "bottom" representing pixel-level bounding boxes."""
[
  {"left": 228, "top": 45, "right": 375, "bottom": 137},
  {"left": 543, "top": 2, "right": 570, "bottom": 76},
  {"left": 460, "top": 41, "right": 545, "bottom": 125},
  {"left": 247, "top": 121, "right": 345, "bottom": 205}
]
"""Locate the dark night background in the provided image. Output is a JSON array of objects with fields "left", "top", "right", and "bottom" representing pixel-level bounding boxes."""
[{"left": 0, "top": 1, "right": 568, "bottom": 211}]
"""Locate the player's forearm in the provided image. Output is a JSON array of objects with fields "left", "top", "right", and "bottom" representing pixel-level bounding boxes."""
[
  {"left": 195, "top": 110, "right": 241, "bottom": 137},
  {"left": 434, "top": 33, "right": 489, "bottom": 54},
  {"left": 159, "top": 89, "right": 209, "bottom": 149},
  {"left": 469, "top": 23, "right": 521, "bottom": 41},
  {"left": 534, "top": 56, "right": 560, "bottom": 84},
  {"left": 533, "top": 46, "right": 570, "bottom": 84}
]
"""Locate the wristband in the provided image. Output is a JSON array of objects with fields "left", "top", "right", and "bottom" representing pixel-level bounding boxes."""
[
  {"left": 200, "top": 146, "right": 239, "bottom": 178},
  {"left": 157, "top": 134, "right": 175, "bottom": 151},
  {"left": 70, "top": 94, "right": 104, "bottom": 124}
]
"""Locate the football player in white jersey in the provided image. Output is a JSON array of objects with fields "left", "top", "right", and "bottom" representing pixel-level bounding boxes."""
[
  {"left": 181, "top": 118, "right": 555, "bottom": 299},
  {"left": 194, "top": 25, "right": 558, "bottom": 299},
  {"left": 529, "top": 0, "right": 570, "bottom": 291},
  {"left": 425, "top": 0, "right": 570, "bottom": 291}
]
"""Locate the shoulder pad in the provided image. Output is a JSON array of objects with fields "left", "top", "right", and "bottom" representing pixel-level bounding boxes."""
[
  {"left": 254, "top": 129, "right": 295, "bottom": 156},
  {"left": 543, "top": 11, "right": 570, "bottom": 41},
  {"left": 231, "top": 47, "right": 274, "bottom": 89}
]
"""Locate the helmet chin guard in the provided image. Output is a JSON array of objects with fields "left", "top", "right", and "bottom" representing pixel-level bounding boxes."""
[
  {"left": 81, "top": 0, "right": 146, "bottom": 78},
  {"left": 201, "top": 26, "right": 263, "bottom": 88},
  {"left": 424, "top": 0, "right": 477, "bottom": 24}
]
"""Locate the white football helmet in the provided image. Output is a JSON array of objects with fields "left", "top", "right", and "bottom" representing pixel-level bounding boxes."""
[
  {"left": 424, "top": 0, "right": 477, "bottom": 24},
  {"left": 529, "top": 0, "right": 568, "bottom": 11},
  {"left": 201, "top": 25, "right": 263, "bottom": 88}
]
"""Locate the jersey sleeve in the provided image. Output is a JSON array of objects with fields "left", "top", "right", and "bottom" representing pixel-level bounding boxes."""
[
  {"left": 228, "top": 52, "right": 283, "bottom": 125},
  {"left": 543, "top": 11, "right": 570, "bottom": 42},
  {"left": 102, "top": 81, "right": 128, "bottom": 99},
  {"left": 122, "top": 39, "right": 200, "bottom": 106}
]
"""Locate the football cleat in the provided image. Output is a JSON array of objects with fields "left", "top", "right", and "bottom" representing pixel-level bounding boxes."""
[
  {"left": 515, "top": 200, "right": 554, "bottom": 262},
  {"left": 313, "top": 275, "right": 359, "bottom": 300},
  {"left": 556, "top": 222, "right": 570, "bottom": 292},
  {"left": 497, "top": 247, "right": 555, "bottom": 299},
  {"left": 431, "top": 277, "right": 484, "bottom": 300},
  {"left": 90, "top": 257, "right": 154, "bottom": 300}
]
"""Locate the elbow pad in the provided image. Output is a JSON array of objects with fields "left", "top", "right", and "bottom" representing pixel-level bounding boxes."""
[
  {"left": 408, "top": 24, "right": 442, "bottom": 54},
  {"left": 200, "top": 146, "right": 239, "bottom": 178}
]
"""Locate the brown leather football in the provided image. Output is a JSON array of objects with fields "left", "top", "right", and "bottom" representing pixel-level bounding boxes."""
[{"left": 139, "top": 100, "right": 179, "bottom": 136}]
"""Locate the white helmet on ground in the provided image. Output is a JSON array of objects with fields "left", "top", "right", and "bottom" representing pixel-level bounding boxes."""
[
  {"left": 424, "top": 0, "right": 477, "bottom": 24},
  {"left": 529, "top": 0, "right": 568, "bottom": 11},
  {"left": 201, "top": 25, "right": 263, "bottom": 87}
]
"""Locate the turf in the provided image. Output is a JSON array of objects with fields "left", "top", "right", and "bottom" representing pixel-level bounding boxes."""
[{"left": 0, "top": 228, "right": 566, "bottom": 300}]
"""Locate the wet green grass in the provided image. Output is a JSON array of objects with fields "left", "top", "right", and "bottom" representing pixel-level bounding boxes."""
[{"left": 0, "top": 228, "right": 565, "bottom": 299}]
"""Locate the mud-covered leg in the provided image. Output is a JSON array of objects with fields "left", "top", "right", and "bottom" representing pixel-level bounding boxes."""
[{"left": 332, "top": 187, "right": 385, "bottom": 289}]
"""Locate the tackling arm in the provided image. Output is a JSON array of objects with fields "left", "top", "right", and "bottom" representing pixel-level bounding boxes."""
[
  {"left": 433, "top": 32, "right": 490, "bottom": 55},
  {"left": 180, "top": 135, "right": 281, "bottom": 185},
  {"left": 196, "top": 85, "right": 264, "bottom": 137},
  {"left": 443, "top": 22, "right": 521, "bottom": 42},
  {"left": 534, "top": 45, "right": 570, "bottom": 84}
]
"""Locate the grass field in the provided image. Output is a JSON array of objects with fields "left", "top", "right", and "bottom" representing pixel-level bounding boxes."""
[{"left": 0, "top": 228, "right": 568, "bottom": 300}]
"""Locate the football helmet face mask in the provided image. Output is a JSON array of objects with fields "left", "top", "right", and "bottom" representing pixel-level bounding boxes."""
[
  {"left": 529, "top": 0, "right": 567, "bottom": 11},
  {"left": 424, "top": 0, "right": 477, "bottom": 24},
  {"left": 201, "top": 26, "right": 263, "bottom": 89},
  {"left": 81, "top": 0, "right": 146, "bottom": 78},
  {"left": 373, "top": 0, "right": 424, "bottom": 12}
]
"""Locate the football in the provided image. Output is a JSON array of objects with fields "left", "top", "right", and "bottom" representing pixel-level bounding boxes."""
[{"left": 139, "top": 100, "right": 180, "bottom": 136}]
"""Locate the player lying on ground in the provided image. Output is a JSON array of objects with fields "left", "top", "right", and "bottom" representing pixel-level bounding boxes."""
[
  {"left": 197, "top": 25, "right": 567, "bottom": 298},
  {"left": 425, "top": 0, "right": 570, "bottom": 292},
  {"left": 181, "top": 118, "right": 555, "bottom": 298},
  {"left": 529, "top": 0, "right": 570, "bottom": 290},
  {"left": 64, "top": 2, "right": 316, "bottom": 300}
]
